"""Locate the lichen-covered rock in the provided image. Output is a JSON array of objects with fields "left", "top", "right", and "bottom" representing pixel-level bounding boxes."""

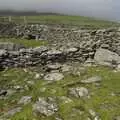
[
  {"left": 69, "top": 87, "right": 89, "bottom": 98},
  {"left": 94, "top": 48, "right": 120, "bottom": 66},
  {"left": 44, "top": 72, "right": 64, "bottom": 81},
  {"left": 65, "top": 47, "right": 78, "bottom": 53},
  {"left": 18, "top": 96, "right": 32, "bottom": 105},
  {"left": 33, "top": 97, "right": 58, "bottom": 116}
]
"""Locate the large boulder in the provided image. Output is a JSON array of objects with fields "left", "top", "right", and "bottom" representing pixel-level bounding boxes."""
[{"left": 94, "top": 48, "right": 120, "bottom": 66}]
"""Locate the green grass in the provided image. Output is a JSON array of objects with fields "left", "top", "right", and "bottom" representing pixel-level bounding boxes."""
[
  {"left": 0, "top": 38, "right": 48, "bottom": 48},
  {"left": 0, "top": 66, "right": 120, "bottom": 120},
  {"left": 0, "top": 15, "right": 119, "bottom": 28}
]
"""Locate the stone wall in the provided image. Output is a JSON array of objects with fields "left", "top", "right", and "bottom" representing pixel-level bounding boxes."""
[
  {"left": 0, "top": 46, "right": 87, "bottom": 69},
  {"left": 0, "top": 24, "right": 120, "bottom": 51},
  {"left": 0, "top": 24, "right": 120, "bottom": 69}
]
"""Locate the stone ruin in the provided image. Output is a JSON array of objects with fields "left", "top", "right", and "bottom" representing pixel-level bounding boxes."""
[{"left": 0, "top": 23, "right": 120, "bottom": 70}]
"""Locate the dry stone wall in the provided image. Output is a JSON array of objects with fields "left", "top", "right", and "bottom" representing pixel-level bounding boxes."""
[{"left": 0, "top": 23, "right": 120, "bottom": 69}]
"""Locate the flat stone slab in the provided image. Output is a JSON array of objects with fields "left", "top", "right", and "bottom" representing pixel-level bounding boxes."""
[
  {"left": 44, "top": 73, "right": 64, "bottom": 81},
  {"left": 46, "top": 63, "right": 61, "bottom": 70},
  {"left": 81, "top": 76, "right": 102, "bottom": 84},
  {"left": 65, "top": 47, "right": 78, "bottom": 53},
  {"left": 47, "top": 50, "right": 62, "bottom": 55}
]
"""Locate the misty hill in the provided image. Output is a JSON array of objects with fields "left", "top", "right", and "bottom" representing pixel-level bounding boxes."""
[
  {"left": 0, "top": 10, "right": 119, "bottom": 28},
  {"left": 0, "top": 10, "right": 63, "bottom": 16}
]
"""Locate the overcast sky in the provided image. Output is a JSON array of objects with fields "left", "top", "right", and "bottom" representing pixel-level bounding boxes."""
[{"left": 0, "top": 0, "right": 119, "bottom": 21}]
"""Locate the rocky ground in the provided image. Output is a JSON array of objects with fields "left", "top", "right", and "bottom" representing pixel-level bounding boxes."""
[
  {"left": 0, "top": 65, "right": 120, "bottom": 120},
  {"left": 0, "top": 23, "right": 120, "bottom": 120}
]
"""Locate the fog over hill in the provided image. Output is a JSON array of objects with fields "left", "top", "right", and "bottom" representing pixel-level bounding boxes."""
[{"left": 0, "top": 0, "right": 119, "bottom": 21}]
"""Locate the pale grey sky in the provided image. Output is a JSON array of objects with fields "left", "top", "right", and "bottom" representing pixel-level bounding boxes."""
[{"left": 0, "top": 0, "right": 119, "bottom": 21}]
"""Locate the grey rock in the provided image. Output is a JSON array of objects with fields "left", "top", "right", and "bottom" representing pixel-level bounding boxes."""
[
  {"left": 94, "top": 116, "right": 101, "bottom": 120},
  {"left": 69, "top": 87, "right": 89, "bottom": 98},
  {"left": 18, "top": 96, "right": 32, "bottom": 105},
  {"left": 46, "top": 63, "right": 61, "bottom": 71},
  {"left": 33, "top": 97, "right": 58, "bottom": 116},
  {"left": 89, "top": 109, "right": 96, "bottom": 117},
  {"left": 94, "top": 48, "right": 120, "bottom": 66},
  {"left": 44, "top": 72, "right": 64, "bottom": 81},
  {"left": 14, "top": 85, "right": 23, "bottom": 90},
  {"left": 81, "top": 76, "right": 102, "bottom": 84},
  {"left": 89, "top": 109, "right": 101, "bottom": 120},
  {"left": 65, "top": 47, "right": 78, "bottom": 53},
  {"left": 55, "top": 117, "right": 63, "bottom": 120}
]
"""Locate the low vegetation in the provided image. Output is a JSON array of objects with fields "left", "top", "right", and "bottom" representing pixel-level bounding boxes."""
[
  {"left": 0, "top": 14, "right": 120, "bottom": 120},
  {"left": 0, "top": 15, "right": 119, "bottom": 28},
  {"left": 0, "top": 38, "right": 48, "bottom": 48},
  {"left": 0, "top": 66, "right": 120, "bottom": 120}
]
